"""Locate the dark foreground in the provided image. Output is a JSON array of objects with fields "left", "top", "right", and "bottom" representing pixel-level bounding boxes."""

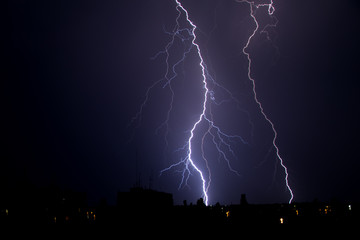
[{"left": 1, "top": 186, "right": 359, "bottom": 229}]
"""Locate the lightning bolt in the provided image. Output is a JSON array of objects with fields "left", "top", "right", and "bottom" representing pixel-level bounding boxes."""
[
  {"left": 159, "top": 0, "right": 238, "bottom": 206},
  {"left": 131, "top": 0, "right": 294, "bottom": 205},
  {"left": 151, "top": 0, "right": 245, "bottom": 206},
  {"left": 239, "top": 0, "right": 294, "bottom": 203}
]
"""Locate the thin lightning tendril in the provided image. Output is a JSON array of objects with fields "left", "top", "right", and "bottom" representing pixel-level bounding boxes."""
[
  {"left": 239, "top": 0, "right": 294, "bottom": 203},
  {"left": 132, "top": 0, "right": 294, "bottom": 205}
]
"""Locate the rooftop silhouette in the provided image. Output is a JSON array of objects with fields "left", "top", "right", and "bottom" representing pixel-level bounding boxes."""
[{"left": 1, "top": 184, "right": 359, "bottom": 227}]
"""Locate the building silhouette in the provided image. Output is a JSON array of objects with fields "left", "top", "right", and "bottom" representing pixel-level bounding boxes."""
[
  {"left": 1, "top": 184, "right": 358, "bottom": 227},
  {"left": 116, "top": 187, "right": 173, "bottom": 225}
]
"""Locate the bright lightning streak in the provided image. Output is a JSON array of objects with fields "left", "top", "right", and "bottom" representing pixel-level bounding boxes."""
[
  {"left": 162, "top": 0, "right": 210, "bottom": 205},
  {"left": 238, "top": 0, "right": 294, "bottom": 203},
  {"left": 158, "top": 0, "right": 244, "bottom": 206}
]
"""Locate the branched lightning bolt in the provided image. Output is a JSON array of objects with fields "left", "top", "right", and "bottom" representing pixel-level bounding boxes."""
[
  {"left": 238, "top": 0, "right": 294, "bottom": 203},
  {"left": 159, "top": 0, "right": 242, "bottom": 206},
  {"left": 132, "top": 0, "right": 245, "bottom": 206}
]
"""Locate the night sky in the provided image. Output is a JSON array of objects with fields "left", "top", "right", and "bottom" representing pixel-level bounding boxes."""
[{"left": 2, "top": 0, "right": 360, "bottom": 206}]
